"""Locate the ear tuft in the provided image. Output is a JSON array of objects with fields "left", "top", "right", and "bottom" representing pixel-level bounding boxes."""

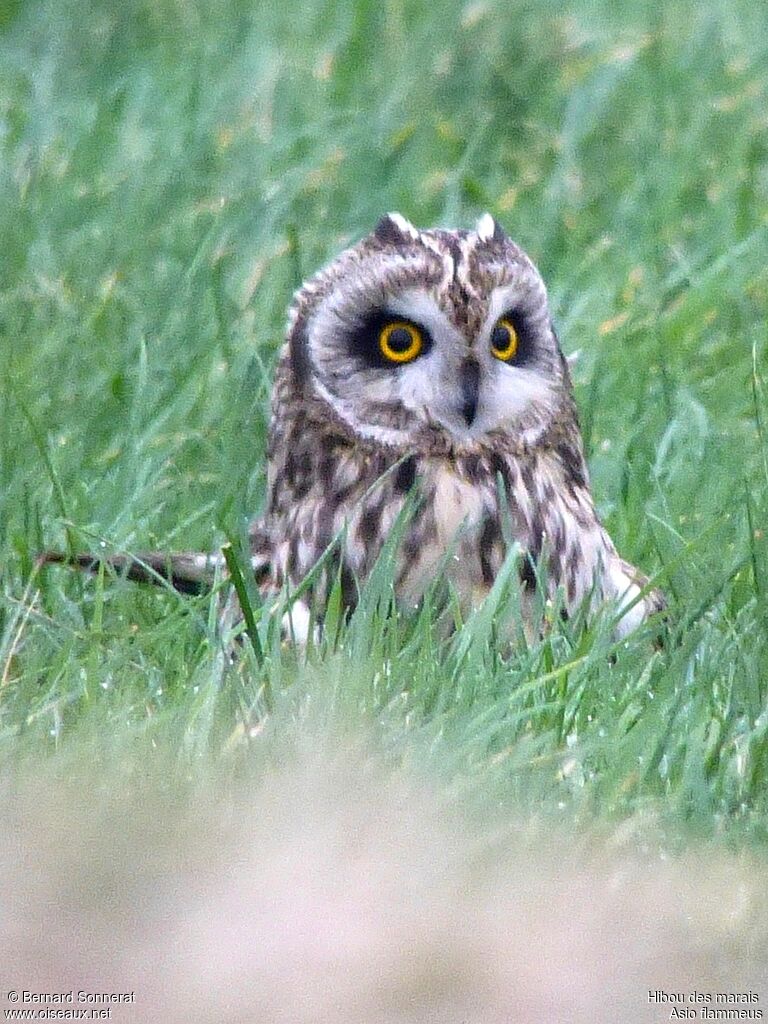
[
  {"left": 476, "top": 212, "right": 507, "bottom": 243},
  {"left": 373, "top": 212, "right": 419, "bottom": 245}
]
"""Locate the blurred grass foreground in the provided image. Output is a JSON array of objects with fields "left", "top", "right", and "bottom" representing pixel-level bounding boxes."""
[{"left": 1, "top": 0, "right": 768, "bottom": 1020}]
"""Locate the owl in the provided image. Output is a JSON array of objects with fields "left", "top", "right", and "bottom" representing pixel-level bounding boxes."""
[{"left": 43, "top": 213, "right": 665, "bottom": 642}]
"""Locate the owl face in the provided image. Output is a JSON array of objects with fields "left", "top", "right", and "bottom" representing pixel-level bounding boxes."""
[{"left": 287, "top": 213, "right": 569, "bottom": 451}]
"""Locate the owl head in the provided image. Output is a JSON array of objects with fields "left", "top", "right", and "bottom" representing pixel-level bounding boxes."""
[{"left": 285, "top": 213, "right": 573, "bottom": 451}]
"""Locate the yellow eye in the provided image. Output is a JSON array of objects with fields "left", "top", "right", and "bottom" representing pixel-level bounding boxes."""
[
  {"left": 379, "top": 321, "right": 423, "bottom": 364},
  {"left": 490, "top": 318, "right": 518, "bottom": 361}
]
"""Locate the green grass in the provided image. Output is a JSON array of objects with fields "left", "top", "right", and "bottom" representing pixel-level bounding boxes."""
[{"left": 2, "top": 0, "right": 768, "bottom": 856}]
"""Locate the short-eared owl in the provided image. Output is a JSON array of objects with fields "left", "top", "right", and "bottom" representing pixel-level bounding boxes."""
[{"left": 44, "top": 214, "right": 665, "bottom": 640}]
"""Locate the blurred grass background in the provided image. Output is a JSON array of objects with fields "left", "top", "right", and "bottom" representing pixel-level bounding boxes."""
[{"left": 1, "top": 0, "right": 768, "bottom": 862}]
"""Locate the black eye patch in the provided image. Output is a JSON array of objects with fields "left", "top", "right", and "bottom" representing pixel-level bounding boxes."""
[
  {"left": 346, "top": 311, "right": 433, "bottom": 369},
  {"left": 494, "top": 308, "right": 536, "bottom": 367}
]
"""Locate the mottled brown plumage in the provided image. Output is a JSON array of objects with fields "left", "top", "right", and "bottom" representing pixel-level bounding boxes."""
[
  {"left": 245, "top": 212, "right": 664, "bottom": 640},
  {"left": 42, "top": 213, "right": 665, "bottom": 641}
]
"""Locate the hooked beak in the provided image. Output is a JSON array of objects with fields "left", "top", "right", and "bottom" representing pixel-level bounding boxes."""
[{"left": 460, "top": 357, "right": 480, "bottom": 427}]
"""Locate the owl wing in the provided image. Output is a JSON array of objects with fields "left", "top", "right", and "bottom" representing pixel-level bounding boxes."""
[
  {"left": 38, "top": 521, "right": 276, "bottom": 597},
  {"left": 37, "top": 548, "right": 222, "bottom": 594},
  {"left": 606, "top": 554, "right": 667, "bottom": 638}
]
